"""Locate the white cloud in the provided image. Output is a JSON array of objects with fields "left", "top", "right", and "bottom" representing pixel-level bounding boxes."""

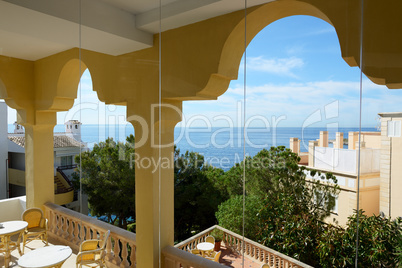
[
  {"left": 182, "top": 79, "right": 402, "bottom": 127},
  {"left": 239, "top": 56, "right": 304, "bottom": 78}
]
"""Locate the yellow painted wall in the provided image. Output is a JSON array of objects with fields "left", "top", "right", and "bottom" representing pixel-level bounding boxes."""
[
  {"left": 8, "top": 168, "right": 25, "bottom": 187},
  {"left": 360, "top": 187, "right": 380, "bottom": 217},
  {"left": 327, "top": 188, "right": 354, "bottom": 227},
  {"left": 54, "top": 191, "right": 74, "bottom": 206},
  {"left": 361, "top": 132, "right": 381, "bottom": 149}
]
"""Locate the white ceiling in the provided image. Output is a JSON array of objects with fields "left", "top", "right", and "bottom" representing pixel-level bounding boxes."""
[{"left": 0, "top": 0, "right": 273, "bottom": 60}]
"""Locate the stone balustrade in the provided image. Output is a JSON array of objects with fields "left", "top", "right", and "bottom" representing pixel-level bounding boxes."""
[
  {"left": 162, "top": 246, "right": 224, "bottom": 268},
  {"left": 175, "top": 225, "right": 312, "bottom": 268},
  {"left": 42, "top": 203, "right": 311, "bottom": 268},
  {"left": 44, "top": 202, "right": 136, "bottom": 268}
]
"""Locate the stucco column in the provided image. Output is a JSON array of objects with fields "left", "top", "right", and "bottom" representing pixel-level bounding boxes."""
[
  {"left": 127, "top": 100, "right": 182, "bottom": 268},
  {"left": 308, "top": 140, "right": 318, "bottom": 168},
  {"left": 335, "top": 132, "right": 344, "bottom": 149},
  {"left": 19, "top": 110, "right": 56, "bottom": 209},
  {"left": 349, "top": 132, "right": 358, "bottom": 150},
  {"left": 289, "top": 138, "right": 300, "bottom": 154},
  {"left": 319, "top": 131, "right": 328, "bottom": 147}
]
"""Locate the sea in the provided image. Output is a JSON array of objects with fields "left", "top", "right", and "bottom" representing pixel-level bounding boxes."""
[{"left": 8, "top": 125, "right": 377, "bottom": 171}]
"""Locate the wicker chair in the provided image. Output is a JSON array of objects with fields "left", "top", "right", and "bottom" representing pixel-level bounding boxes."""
[
  {"left": 22, "top": 208, "right": 48, "bottom": 253},
  {"left": 261, "top": 264, "right": 271, "bottom": 268},
  {"left": 205, "top": 235, "right": 215, "bottom": 244},
  {"left": 205, "top": 250, "right": 221, "bottom": 262},
  {"left": 191, "top": 249, "right": 201, "bottom": 256},
  {"left": 76, "top": 230, "right": 110, "bottom": 268}
]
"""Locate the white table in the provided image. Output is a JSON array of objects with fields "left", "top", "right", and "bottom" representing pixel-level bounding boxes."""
[
  {"left": 196, "top": 242, "right": 214, "bottom": 257},
  {"left": 18, "top": 245, "right": 72, "bottom": 268},
  {"left": 0, "top": 220, "right": 28, "bottom": 268}
]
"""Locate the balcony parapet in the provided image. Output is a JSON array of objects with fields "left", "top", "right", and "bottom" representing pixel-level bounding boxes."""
[
  {"left": 43, "top": 202, "right": 136, "bottom": 268},
  {"left": 176, "top": 225, "right": 312, "bottom": 268},
  {"left": 162, "top": 246, "right": 224, "bottom": 268}
]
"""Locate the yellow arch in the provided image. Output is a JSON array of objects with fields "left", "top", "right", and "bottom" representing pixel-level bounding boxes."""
[{"left": 198, "top": 0, "right": 343, "bottom": 99}]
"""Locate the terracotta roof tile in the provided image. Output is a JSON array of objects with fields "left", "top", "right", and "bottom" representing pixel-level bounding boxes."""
[{"left": 8, "top": 135, "right": 84, "bottom": 148}]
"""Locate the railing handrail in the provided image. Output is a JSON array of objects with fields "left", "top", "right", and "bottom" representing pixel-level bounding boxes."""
[
  {"left": 57, "top": 164, "right": 78, "bottom": 170},
  {"left": 44, "top": 202, "right": 136, "bottom": 268},
  {"left": 175, "top": 224, "right": 313, "bottom": 268},
  {"left": 162, "top": 245, "right": 225, "bottom": 268},
  {"left": 175, "top": 225, "right": 215, "bottom": 249},
  {"left": 214, "top": 225, "right": 313, "bottom": 267},
  {"left": 56, "top": 168, "right": 74, "bottom": 187},
  {"left": 44, "top": 202, "right": 136, "bottom": 242}
]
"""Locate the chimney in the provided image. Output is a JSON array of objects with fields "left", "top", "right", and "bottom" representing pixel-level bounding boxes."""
[
  {"left": 319, "top": 131, "right": 328, "bottom": 147},
  {"left": 65, "top": 120, "right": 82, "bottom": 141},
  {"left": 334, "top": 132, "right": 344, "bottom": 149},
  {"left": 289, "top": 138, "right": 300, "bottom": 154},
  {"left": 13, "top": 122, "right": 24, "bottom": 134},
  {"left": 348, "top": 132, "right": 358, "bottom": 150},
  {"left": 308, "top": 140, "right": 318, "bottom": 168}
]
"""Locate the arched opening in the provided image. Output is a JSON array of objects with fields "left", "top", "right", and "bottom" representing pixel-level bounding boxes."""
[
  {"left": 175, "top": 10, "right": 402, "bottom": 266},
  {"left": 55, "top": 66, "right": 134, "bottom": 217}
]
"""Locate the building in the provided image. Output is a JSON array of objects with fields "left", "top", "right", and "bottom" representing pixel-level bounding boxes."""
[
  {"left": 291, "top": 114, "right": 402, "bottom": 225},
  {"left": 0, "top": 101, "right": 87, "bottom": 208},
  {"left": 7, "top": 120, "right": 86, "bottom": 198},
  {"left": 378, "top": 112, "right": 402, "bottom": 218},
  {"left": 0, "top": 1, "right": 402, "bottom": 267}
]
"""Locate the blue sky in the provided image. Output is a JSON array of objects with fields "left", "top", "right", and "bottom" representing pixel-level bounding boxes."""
[{"left": 7, "top": 15, "right": 402, "bottom": 128}]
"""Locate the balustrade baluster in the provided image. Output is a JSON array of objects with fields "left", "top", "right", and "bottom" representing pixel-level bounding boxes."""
[
  {"left": 62, "top": 217, "right": 69, "bottom": 239},
  {"left": 129, "top": 243, "right": 136, "bottom": 267},
  {"left": 56, "top": 214, "right": 61, "bottom": 235},
  {"left": 112, "top": 236, "right": 122, "bottom": 266},
  {"left": 106, "top": 236, "right": 114, "bottom": 262},
  {"left": 257, "top": 247, "right": 260, "bottom": 260},
  {"left": 85, "top": 225, "right": 91, "bottom": 240},
  {"left": 67, "top": 217, "right": 74, "bottom": 240},
  {"left": 73, "top": 220, "right": 80, "bottom": 245},
  {"left": 120, "top": 240, "right": 130, "bottom": 267}
]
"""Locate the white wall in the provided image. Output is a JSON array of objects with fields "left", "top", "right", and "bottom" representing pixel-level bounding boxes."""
[
  {"left": 0, "top": 196, "right": 26, "bottom": 221},
  {"left": 0, "top": 102, "right": 8, "bottom": 199},
  {"left": 314, "top": 147, "right": 356, "bottom": 173},
  {"left": 314, "top": 147, "right": 380, "bottom": 174}
]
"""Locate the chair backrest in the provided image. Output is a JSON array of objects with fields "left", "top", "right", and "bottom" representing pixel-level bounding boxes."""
[
  {"left": 205, "top": 235, "right": 215, "bottom": 244},
  {"left": 101, "top": 230, "right": 110, "bottom": 250},
  {"left": 191, "top": 249, "right": 201, "bottom": 255},
  {"left": 22, "top": 208, "right": 44, "bottom": 229},
  {"left": 214, "top": 251, "right": 221, "bottom": 262}
]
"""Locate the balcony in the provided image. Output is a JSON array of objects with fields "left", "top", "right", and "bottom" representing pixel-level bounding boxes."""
[
  {"left": 8, "top": 168, "right": 75, "bottom": 206},
  {"left": 0, "top": 198, "right": 311, "bottom": 268}
]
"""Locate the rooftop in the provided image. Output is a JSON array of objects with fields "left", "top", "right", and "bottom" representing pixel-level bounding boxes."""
[{"left": 8, "top": 135, "right": 85, "bottom": 149}]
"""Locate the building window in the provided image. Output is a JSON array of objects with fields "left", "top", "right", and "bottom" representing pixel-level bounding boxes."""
[
  {"left": 387, "top": 120, "right": 401, "bottom": 137},
  {"left": 61, "top": 156, "right": 73, "bottom": 166}
]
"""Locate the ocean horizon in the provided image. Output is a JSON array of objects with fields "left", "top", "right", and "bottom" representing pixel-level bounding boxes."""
[{"left": 8, "top": 124, "right": 377, "bottom": 170}]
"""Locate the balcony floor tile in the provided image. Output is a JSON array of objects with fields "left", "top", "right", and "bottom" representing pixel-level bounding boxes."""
[{"left": 219, "top": 244, "right": 263, "bottom": 268}]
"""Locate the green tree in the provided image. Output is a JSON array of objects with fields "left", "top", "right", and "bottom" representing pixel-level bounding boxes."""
[
  {"left": 174, "top": 148, "right": 226, "bottom": 242},
  {"left": 218, "top": 146, "right": 339, "bottom": 265},
  {"left": 318, "top": 210, "right": 402, "bottom": 267},
  {"left": 73, "top": 135, "right": 136, "bottom": 229},
  {"left": 215, "top": 195, "right": 263, "bottom": 240}
]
